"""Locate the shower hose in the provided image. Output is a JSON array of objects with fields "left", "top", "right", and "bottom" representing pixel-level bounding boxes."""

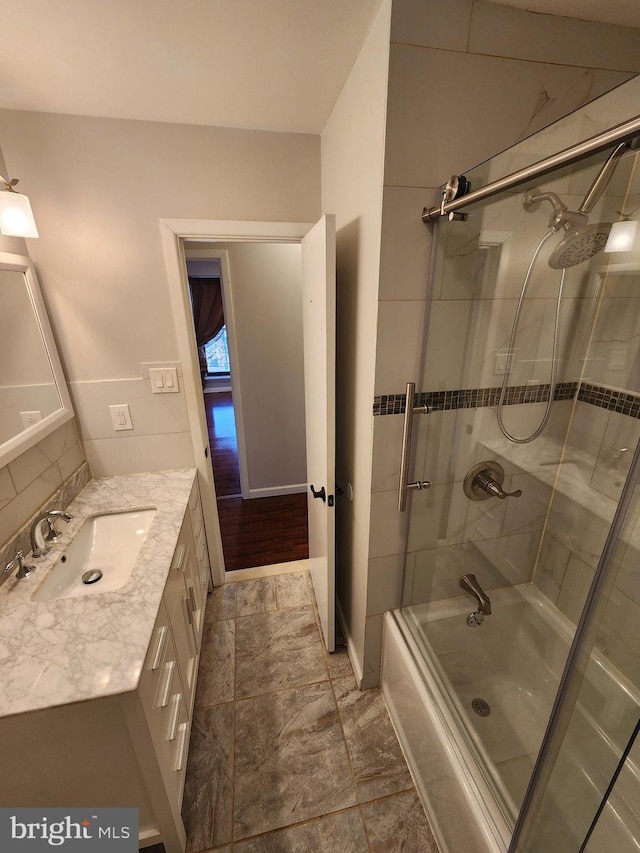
[{"left": 496, "top": 228, "right": 567, "bottom": 444}]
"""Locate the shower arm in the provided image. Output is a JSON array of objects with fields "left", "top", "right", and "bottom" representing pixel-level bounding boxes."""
[
  {"left": 525, "top": 142, "right": 631, "bottom": 222},
  {"left": 578, "top": 140, "right": 630, "bottom": 214},
  {"left": 522, "top": 189, "right": 588, "bottom": 232}
]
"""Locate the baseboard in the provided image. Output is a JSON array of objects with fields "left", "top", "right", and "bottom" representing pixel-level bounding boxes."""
[
  {"left": 336, "top": 597, "right": 364, "bottom": 690},
  {"left": 248, "top": 483, "right": 307, "bottom": 498}
]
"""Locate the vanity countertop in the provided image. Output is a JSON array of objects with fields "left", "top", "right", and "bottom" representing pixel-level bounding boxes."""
[{"left": 0, "top": 468, "right": 196, "bottom": 719}]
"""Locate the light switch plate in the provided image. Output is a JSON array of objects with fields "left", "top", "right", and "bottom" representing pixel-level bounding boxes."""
[{"left": 149, "top": 367, "right": 180, "bottom": 393}]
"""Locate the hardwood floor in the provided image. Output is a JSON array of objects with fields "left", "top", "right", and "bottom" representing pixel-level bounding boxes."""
[
  {"left": 216, "top": 493, "right": 309, "bottom": 570},
  {"left": 206, "top": 390, "right": 241, "bottom": 497},
  {"left": 206, "top": 391, "right": 309, "bottom": 571}
]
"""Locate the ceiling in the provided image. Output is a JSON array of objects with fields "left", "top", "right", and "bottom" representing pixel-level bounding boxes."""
[
  {"left": 0, "top": 0, "right": 638, "bottom": 135},
  {"left": 0, "top": 0, "right": 383, "bottom": 134}
]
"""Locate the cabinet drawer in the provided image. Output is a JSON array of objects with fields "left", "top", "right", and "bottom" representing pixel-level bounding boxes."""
[
  {"left": 192, "top": 510, "right": 204, "bottom": 547},
  {"left": 169, "top": 586, "right": 199, "bottom": 708},
  {"left": 162, "top": 538, "right": 187, "bottom": 625},
  {"left": 196, "top": 536, "right": 208, "bottom": 563},
  {"left": 188, "top": 483, "right": 202, "bottom": 533},
  {"left": 169, "top": 694, "right": 191, "bottom": 807},
  {"left": 139, "top": 600, "right": 171, "bottom": 709},
  {"left": 147, "top": 676, "right": 190, "bottom": 806},
  {"left": 189, "top": 481, "right": 200, "bottom": 514}
]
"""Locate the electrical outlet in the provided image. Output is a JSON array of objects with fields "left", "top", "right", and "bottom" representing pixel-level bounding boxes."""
[
  {"left": 20, "top": 411, "right": 43, "bottom": 428},
  {"left": 109, "top": 404, "right": 133, "bottom": 431}
]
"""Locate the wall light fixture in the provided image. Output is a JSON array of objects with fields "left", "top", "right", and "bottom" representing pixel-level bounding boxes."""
[
  {"left": 604, "top": 219, "right": 638, "bottom": 254},
  {"left": 0, "top": 174, "right": 39, "bottom": 238}
]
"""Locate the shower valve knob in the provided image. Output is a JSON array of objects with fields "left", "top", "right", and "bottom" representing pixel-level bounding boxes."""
[{"left": 463, "top": 461, "right": 522, "bottom": 501}]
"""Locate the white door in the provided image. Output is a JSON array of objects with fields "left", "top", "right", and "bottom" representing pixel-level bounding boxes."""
[{"left": 302, "top": 214, "right": 336, "bottom": 653}]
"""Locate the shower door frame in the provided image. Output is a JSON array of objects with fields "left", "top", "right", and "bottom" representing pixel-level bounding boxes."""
[{"left": 422, "top": 114, "right": 640, "bottom": 223}]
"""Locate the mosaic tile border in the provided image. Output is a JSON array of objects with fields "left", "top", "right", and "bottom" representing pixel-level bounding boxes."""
[
  {"left": 374, "top": 381, "right": 640, "bottom": 419},
  {"left": 373, "top": 382, "right": 577, "bottom": 416},
  {"left": 578, "top": 382, "right": 640, "bottom": 418}
]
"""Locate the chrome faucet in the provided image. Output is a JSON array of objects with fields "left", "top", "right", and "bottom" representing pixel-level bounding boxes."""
[
  {"left": 29, "top": 509, "right": 73, "bottom": 557},
  {"left": 460, "top": 574, "right": 492, "bottom": 616}
]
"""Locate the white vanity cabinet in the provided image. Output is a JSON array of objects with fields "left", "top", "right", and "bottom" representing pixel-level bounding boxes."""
[{"left": 0, "top": 477, "right": 210, "bottom": 853}]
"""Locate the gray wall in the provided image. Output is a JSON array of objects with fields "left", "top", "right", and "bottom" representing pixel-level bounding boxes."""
[
  {"left": 0, "top": 139, "right": 86, "bottom": 553},
  {"left": 0, "top": 110, "right": 320, "bottom": 480},
  {"left": 207, "top": 241, "right": 307, "bottom": 496},
  {"left": 321, "top": 0, "right": 393, "bottom": 683},
  {"left": 0, "top": 110, "right": 319, "bottom": 547}
]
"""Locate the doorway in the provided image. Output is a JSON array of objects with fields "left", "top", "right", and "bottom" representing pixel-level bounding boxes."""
[
  {"left": 185, "top": 241, "right": 309, "bottom": 571},
  {"left": 160, "top": 215, "right": 336, "bottom": 652}
]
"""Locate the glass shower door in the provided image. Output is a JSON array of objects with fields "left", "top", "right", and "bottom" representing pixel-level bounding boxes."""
[
  {"left": 399, "top": 132, "right": 640, "bottom": 837},
  {"left": 511, "top": 440, "right": 640, "bottom": 852}
]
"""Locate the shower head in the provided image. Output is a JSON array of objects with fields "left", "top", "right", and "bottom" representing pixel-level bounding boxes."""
[
  {"left": 547, "top": 221, "right": 612, "bottom": 269},
  {"left": 522, "top": 139, "right": 636, "bottom": 268}
]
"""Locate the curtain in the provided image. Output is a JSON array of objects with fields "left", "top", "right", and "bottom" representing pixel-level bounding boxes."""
[
  {"left": 188, "top": 276, "right": 225, "bottom": 382},
  {"left": 189, "top": 276, "right": 224, "bottom": 346}
]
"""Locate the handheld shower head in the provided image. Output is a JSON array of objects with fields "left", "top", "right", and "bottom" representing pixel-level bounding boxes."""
[
  {"left": 522, "top": 141, "right": 635, "bottom": 268},
  {"left": 547, "top": 221, "right": 612, "bottom": 269}
]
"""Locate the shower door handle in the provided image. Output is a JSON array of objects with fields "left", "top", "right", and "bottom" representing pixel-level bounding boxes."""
[{"left": 398, "top": 381, "right": 431, "bottom": 512}]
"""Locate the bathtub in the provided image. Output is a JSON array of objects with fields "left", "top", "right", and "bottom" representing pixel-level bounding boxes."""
[{"left": 381, "top": 583, "right": 640, "bottom": 853}]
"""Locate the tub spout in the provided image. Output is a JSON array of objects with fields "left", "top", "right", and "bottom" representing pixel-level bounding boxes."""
[{"left": 460, "top": 574, "right": 491, "bottom": 616}]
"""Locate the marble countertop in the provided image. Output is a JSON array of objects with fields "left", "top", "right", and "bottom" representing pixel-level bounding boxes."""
[{"left": 0, "top": 468, "right": 196, "bottom": 719}]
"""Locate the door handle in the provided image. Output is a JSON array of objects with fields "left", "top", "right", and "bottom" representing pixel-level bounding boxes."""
[
  {"left": 398, "top": 381, "right": 431, "bottom": 511},
  {"left": 310, "top": 484, "right": 326, "bottom": 502}
]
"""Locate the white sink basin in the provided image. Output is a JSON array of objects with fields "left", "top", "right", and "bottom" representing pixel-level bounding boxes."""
[{"left": 31, "top": 508, "right": 157, "bottom": 602}]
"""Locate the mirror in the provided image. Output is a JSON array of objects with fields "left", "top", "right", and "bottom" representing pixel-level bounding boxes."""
[{"left": 0, "top": 252, "right": 73, "bottom": 468}]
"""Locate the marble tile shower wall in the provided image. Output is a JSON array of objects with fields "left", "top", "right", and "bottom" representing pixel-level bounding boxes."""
[
  {"left": 534, "top": 396, "right": 640, "bottom": 684},
  {"left": 362, "top": 0, "right": 640, "bottom": 687},
  {"left": 0, "top": 419, "right": 89, "bottom": 569}
]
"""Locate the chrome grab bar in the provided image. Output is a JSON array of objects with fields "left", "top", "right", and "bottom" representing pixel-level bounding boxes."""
[{"left": 398, "top": 381, "right": 431, "bottom": 512}]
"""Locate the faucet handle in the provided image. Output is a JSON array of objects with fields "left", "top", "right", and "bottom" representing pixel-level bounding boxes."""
[
  {"left": 477, "top": 474, "right": 522, "bottom": 500},
  {"left": 4, "top": 550, "right": 35, "bottom": 580},
  {"left": 44, "top": 518, "right": 60, "bottom": 542}
]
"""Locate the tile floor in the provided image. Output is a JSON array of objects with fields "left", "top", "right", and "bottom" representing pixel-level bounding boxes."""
[{"left": 180, "top": 566, "right": 440, "bottom": 852}]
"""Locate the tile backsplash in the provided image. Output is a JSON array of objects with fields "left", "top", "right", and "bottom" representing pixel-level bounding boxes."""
[{"left": 0, "top": 419, "right": 90, "bottom": 571}]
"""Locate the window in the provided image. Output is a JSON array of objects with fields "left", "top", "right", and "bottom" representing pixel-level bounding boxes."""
[{"left": 205, "top": 325, "right": 230, "bottom": 374}]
